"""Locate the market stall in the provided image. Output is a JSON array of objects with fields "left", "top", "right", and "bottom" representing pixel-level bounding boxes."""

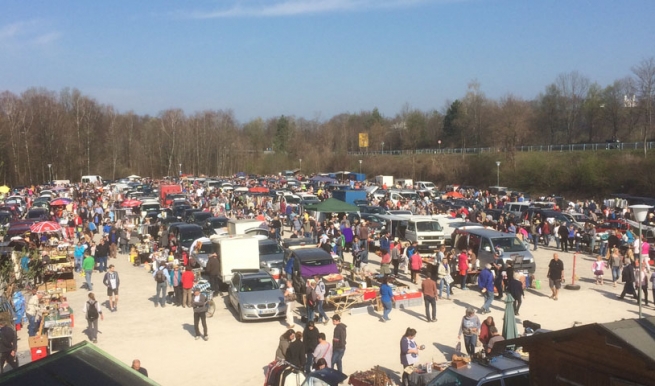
[
  {"left": 324, "top": 287, "right": 377, "bottom": 316},
  {"left": 29, "top": 290, "right": 75, "bottom": 360}
]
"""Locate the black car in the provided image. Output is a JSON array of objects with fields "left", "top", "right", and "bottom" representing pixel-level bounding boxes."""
[
  {"left": 187, "top": 211, "right": 212, "bottom": 225},
  {"left": 25, "top": 208, "right": 50, "bottom": 221},
  {"left": 357, "top": 205, "right": 387, "bottom": 215},
  {"left": 172, "top": 224, "right": 205, "bottom": 250},
  {"left": 171, "top": 204, "right": 192, "bottom": 219},
  {"left": 203, "top": 216, "right": 229, "bottom": 236}
]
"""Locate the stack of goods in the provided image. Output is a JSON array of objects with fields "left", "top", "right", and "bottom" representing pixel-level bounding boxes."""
[
  {"left": 451, "top": 354, "right": 471, "bottom": 369},
  {"left": 348, "top": 366, "right": 392, "bottom": 386}
]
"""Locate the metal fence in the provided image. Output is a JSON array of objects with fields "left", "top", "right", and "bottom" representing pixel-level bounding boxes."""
[{"left": 347, "top": 141, "right": 655, "bottom": 156}]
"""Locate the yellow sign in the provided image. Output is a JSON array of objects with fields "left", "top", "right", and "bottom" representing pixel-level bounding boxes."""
[{"left": 358, "top": 133, "right": 369, "bottom": 148}]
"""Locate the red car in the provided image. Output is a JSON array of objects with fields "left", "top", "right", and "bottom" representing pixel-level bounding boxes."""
[{"left": 595, "top": 219, "right": 630, "bottom": 234}]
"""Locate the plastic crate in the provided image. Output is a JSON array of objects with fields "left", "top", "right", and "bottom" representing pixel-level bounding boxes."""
[{"left": 31, "top": 346, "right": 48, "bottom": 362}]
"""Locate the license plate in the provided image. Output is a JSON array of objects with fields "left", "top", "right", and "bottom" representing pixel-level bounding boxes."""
[{"left": 259, "top": 310, "right": 275, "bottom": 315}]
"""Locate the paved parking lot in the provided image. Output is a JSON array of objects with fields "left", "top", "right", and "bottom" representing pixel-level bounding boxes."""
[{"left": 14, "top": 243, "right": 651, "bottom": 385}]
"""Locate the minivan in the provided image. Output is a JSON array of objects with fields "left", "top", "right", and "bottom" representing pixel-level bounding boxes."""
[
  {"left": 404, "top": 216, "right": 446, "bottom": 251},
  {"left": 452, "top": 228, "right": 536, "bottom": 273}
]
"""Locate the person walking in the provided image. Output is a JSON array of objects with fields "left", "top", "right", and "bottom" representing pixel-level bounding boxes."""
[
  {"left": 477, "top": 264, "right": 494, "bottom": 314},
  {"left": 303, "top": 321, "right": 320, "bottom": 374},
  {"left": 547, "top": 253, "right": 564, "bottom": 300},
  {"left": 458, "top": 307, "right": 481, "bottom": 356},
  {"left": 609, "top": 247, "right": 622, "bottom": 287},
  {"left": 592, "top": 255, "right": 606, "bottom": 285},
  {"left": 283, "top": 279, "right": 297, "bottom": 328},
  {"left": 0, "top": 318, "right": 17, "bottom": 374},
  {"left": 102, "top": 264, "right": 120, "bottom": 312},
  {"left": 457, "top": 250, "right": 469, "bottom": 290},
  {"left": 409, "top": 244, "right": 422, "bottom": 284},
  {"left": 379, "top": 248, "right": 392, "bottom": 276},
  {"left": 313, "top": 275, "right": 329, "bottom": 325},
  {"left": 331, "top": 314, "right": 347, "bottom": 373},
  {"left": 83, "top": 292, "right": 103, "bottom": 343},
  {"left": 181, "top": 266, "right": 195, "bottom": 308},
  {"left": 170, "top": 265, "right": 183, "bottom": 306},
  {"left": 619, "top": 260, "right": 637, "bottom": 300},
  {"left": 491, "top": 252, "right": 505, "bottom": 299},
  {"left": 95, "top": 236, "right": 110, "bottom": 273},
  {"left": 558, "top": 222, "right": 569, "bottom": 252},
  {"left": 507, "top": 273, "right": 525, "bottom": 316},
  {"left": 191, "top": 288, "right": 208, "bottom": 341},
  {"left": 275, "top": 329, "right": 295, "bottom": 361},
  {"left": 391, "top": 239, "right": 401, "bottom": 276},
  {"left": 82, "top": 251, "right": 95, "bottom": 291},
  {"left": 74, "top": 240, "right": 86, "bottom": 273},
  {"left": 153, "top": 263, "right": 169, "bottom": 307},
  {"left": 206, "top": 253, "right": 220, "bottom": 293},
  {"left": 379, "top": 276, "right": 393, "bottom": 322},
  {"left": 421, "top": 275, "right": 438, "bottom": 322}
]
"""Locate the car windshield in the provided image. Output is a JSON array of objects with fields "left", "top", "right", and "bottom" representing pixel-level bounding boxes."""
[
  {"left": 300, "top": 258, "right": 335, "bottom": 267},
  {"left": 197, "top": 243, "right": 213, "bottom": 254},
  {"left": 427, "top": 369, "right": 478, "bottom": 386},
  {"left": 210, "top": 219, "right": 228, "bottom": 228},
  {"left": 417, "top": 221, "right": 442, "bottom": 232},
  {"left": 142, "top": 204, "right": 160, "bottom": 211},
  {"left": 240, "top": 277, "right": 279, "bottom": 292},
  {"left": 492, "top": 236, "right": 527, "bottom": 252},
  {"left": 260, "top": 243, "right": 283, "bottom": 255},
  {"left": 181, "top": 230, "right": 204, "bottom": 245}
]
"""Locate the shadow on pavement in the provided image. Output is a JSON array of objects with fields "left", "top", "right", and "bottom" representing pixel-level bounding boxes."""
[
  {"left": 182, "top": 323, "right": 196, "bottom": 337},
  {"left": 526, "top": 289, "right": 550, "bottom": 298},
  {"left": 434, "top": 342, "right": 456, "bottom": 360}
]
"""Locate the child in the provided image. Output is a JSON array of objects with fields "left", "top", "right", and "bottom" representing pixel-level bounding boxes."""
[
  {"left": 130, "top": 245, "right": 138, "bottom": 266},
  {"left": 592, "top": 255, "right": 605, "bottom": 285}
]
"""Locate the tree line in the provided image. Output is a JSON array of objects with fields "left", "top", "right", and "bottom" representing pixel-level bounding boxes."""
[{"left": 0, "top": 57, "right": 654, "bottom": 185}]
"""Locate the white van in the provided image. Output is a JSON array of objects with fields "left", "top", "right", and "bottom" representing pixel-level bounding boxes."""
[
  {"left": 416, "top": 181, "right": 437, "bottom": 191},
  {"left": 396, "top": 179, "right": 413, "bottom": 188},
  {"left": 81, "top": 175, "right": 102, "bottom": 184},
  {"left": 404, "top": 216, "right": 446, "bottom": 251}
]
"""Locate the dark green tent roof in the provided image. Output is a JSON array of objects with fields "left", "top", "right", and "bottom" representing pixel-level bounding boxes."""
[
  {"left": 0, "top": 341, "right": 159, "bottom": 386},
  {"left": 303, "top": 198, "right": 359, "bottom": 213}
]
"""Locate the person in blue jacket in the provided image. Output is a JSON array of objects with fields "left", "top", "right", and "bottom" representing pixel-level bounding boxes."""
[
  {"left": 477, "top": 263, "right": 495, "bottom": 314},
  {"left": 379, "top": 276, "right": 394, "bottom": 322}
]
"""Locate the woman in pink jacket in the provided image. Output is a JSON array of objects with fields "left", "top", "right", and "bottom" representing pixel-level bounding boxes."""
[
  {"left": 410, "top": 250, "right": 423, "bottom": 284},
  {"left": 458, "top": 251, "right": 469, "bottom": 290}
]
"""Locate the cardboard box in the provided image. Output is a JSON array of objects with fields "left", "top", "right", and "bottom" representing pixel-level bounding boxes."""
[
  {"left": 66, "top": 279, "right": 76, "bottom": 291},
  {"left": 28, "top": 335, "right": 48, "bottom": 348},
  {"left": 56, "top": 280, "right": 66, "bottom": 289},
  {"left": 46, "top": 282, "right": 57, "bottom": 291},
  {"left": 37, "top": 284, "right": 46, "bottom": 292}
]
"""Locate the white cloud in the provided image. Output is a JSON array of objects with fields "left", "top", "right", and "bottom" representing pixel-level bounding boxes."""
[
  {"left": 178, "top": 0, "right": 446, "bottom": 19},
  {"left": 0, "top": 20, "right": 60, "bottom": 48}
]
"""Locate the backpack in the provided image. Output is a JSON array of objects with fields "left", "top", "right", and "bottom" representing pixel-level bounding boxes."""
[
  {"left": 87, "top": 300, "right": 99, "bottom": 320},
  {"left": 155, "top": 269, "right": 166, "bottom": 283}
]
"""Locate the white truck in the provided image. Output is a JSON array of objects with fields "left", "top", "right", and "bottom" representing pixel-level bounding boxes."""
[
  {"left": 416, "top": 181, "right": 437, "bottom": 191},
  {"left": 396, "top": 179, "right": 413, "bottom": 188},
  {"left": 375, "top": 175, "right": 394, "bottom": 187},
  {"left": 209, "top": 235, "right": 261, "bottom": 283}
]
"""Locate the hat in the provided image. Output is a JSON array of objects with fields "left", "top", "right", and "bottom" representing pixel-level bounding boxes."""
[{"left": 332, "top": 314, "right": 341, "bottom": 321}]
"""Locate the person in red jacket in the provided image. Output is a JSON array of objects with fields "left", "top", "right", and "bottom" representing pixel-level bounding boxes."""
[{"left": 181, "top": 266, "right": 196, "bottom": 308}]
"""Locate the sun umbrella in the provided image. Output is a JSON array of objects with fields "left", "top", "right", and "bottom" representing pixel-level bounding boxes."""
[
  {"left": 445, "top": 191, "right": 464, "bottom": 198},
  {"left": 502, "top": 293, "right": 518, "bottom": 340},
  {"left": 0, "top": 186, "right": 9, "bottom": 194},
  {"left": 50, "top": 197, "right": 73, "bottom": 206},
  {"left": 121, "top": 199, "right": 142, "bottom": 208},
  {"left": 30, "top": 221, "right": 62, "bottom": 234}
]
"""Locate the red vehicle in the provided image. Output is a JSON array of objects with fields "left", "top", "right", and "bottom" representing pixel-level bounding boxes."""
[
  {"left": 159, "top": 184, "right": 183, "bottom": 207},
  {"left": 595, "top": 219, "right": 630, "bottom": 234}
]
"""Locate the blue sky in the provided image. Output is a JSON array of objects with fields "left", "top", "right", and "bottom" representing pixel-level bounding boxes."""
[{"left": 2, "top": 0, "right": 654, "bottom": 122}]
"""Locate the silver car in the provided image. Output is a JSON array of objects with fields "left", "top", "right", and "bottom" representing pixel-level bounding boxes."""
[{"left": 228, "top": 270, "right": 286, "bottom": 322}]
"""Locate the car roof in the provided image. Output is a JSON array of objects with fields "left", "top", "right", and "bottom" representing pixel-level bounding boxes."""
[
  {"left": 234, "top": 269, "right": 271, "bottom": 279},
  {"left": 456, "top": 228, "right": 518, "bottom": 238},
  {"left": 291, "top": 247, "right": 332, "bottom": 260},
  {"left": 176, "top": 224, "right": 203, "bottom": 231}
]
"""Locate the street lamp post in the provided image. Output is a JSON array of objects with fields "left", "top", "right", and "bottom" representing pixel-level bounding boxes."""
[
  {"left": 47, "top": 164, "right": 52, "bottom": 184},
  {"left": 358, "top": 159, "right": 362, "bottom": 174},
  {"left": 381, "top": 142, "right": 384, "bottom": 154},
  {"left": 299, "top": 159, "right": 302, "bottom": 171},
  {"left": 495, "top": 161, "right": 501, "bottom": 186},
  {"left": 630, "top": 204, "right": 652, "bottom": 319},
  {"left": 438, "top": 140, "right": 441, "bottom": 153},
  {"left": 179, "top": 163, "right": 182, "bottom": 177}
]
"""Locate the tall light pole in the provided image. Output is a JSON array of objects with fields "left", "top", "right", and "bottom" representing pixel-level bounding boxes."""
[
  {"left": 495, "top": 161, "right": 501, "bottom": 186},
  {"left": 630, "top": 204, "right": 652, "bottom": 319},
  {"left": 358, "top": 159, "right": 362, "bottom": 174},
  {"left": 438, "top": 140, "right": 441, "bottom": 153},
  {"left": 299, "top": 158, "right": 302, "bottom": 171},
  {"left": 179, "top": 163, "right": 182, "bottom": 177},
  {"left": 47, "top": 164, "right": 52, "bottom": 184},
  {"left": 381, "top": 141, "right": 384, "bottom": 154}
]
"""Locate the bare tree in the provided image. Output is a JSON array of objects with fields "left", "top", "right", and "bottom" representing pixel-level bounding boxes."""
[
  {"left": 555, "top": 71, "right": 590, "bottom": 143},
  {"left": 632, "top": 57, "right": 655, "bottom": 156}
]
